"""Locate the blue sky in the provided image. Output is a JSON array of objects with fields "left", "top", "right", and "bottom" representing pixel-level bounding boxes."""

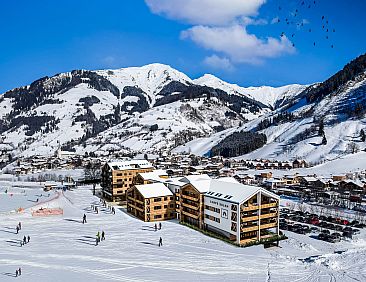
[{"left": 0, "top": 0, "right": 365, "bottom": 93}]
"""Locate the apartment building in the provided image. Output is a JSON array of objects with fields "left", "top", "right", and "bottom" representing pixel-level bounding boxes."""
[
  {"left": 127, "top": 183, "right": 176, "bottom": 222},
  {"left": 203, "top": 179, "right": 280, "bottom": 245},
  {"left": 101, "top": 160, "right": 154, "bottom": 202}
]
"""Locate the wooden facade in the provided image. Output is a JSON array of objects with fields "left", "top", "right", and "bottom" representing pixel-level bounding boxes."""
[
  {"left": 101, "top": 162, "right": 154, "bottom": 202},
  {"left": 240, "top": 192, "right": 279, "bottom": 244},
  {"left": 179, "top": 184, "right": 205, "bottom": 229},
  {"left": 127, "top": 186, "right": 176, "bottom": 222}
]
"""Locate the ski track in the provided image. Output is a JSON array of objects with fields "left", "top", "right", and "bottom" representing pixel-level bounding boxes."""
[{"left": 0, "top": 185, "right": 366, "bottom": 281}]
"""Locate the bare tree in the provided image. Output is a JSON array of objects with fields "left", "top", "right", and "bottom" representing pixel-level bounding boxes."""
[{"left": 84, "top": 161, "right": 101, "bottom": 195}]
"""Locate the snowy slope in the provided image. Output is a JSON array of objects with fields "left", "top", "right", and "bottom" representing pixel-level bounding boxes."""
[{"left": 1, "top": 182, "right": 366, "bottom": 281}]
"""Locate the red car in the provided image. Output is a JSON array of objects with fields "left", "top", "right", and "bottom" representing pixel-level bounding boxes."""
[{"left": 309, "top": 218, "right": 320, "bottom": 225}]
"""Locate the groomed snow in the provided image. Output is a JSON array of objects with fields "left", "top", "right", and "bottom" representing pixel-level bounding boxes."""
[{"left": 0, "top": 182, "right": 366, "bottom": 281}]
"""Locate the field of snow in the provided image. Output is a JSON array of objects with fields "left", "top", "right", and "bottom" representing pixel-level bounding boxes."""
[{"left": 0, "top": 181, "right": 366, "bottom": 281}]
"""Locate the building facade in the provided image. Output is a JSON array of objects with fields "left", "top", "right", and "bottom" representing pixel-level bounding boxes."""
[{"left": 101, "top": 160, "right": 154, "bottom": 202}]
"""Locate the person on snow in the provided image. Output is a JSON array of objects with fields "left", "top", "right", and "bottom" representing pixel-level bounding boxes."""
[
  {"left": 16, "top": 226, "right": 19, "bottom": 234},
  {"left": 101, "top": 231, "right": 105, "bottom": 241},
  {"left": 96, "top": 231, "right": 101, "bottom": 245},
  {"left": 18, "top": 222, "right": 22, "bottom": 230},
  {"left": 112, "top": 207, "right": 115, "bottom": 214},
  {"left": 15, "top": 269, "right": 18, "bottom": 277},
  {"left": 159, "top": 237, "right": 163, "bottom": 247},
  {"left": 23, "top": 236, "right": 27, "bottom": 245},
  {"left": 27, "top": 236, "right": 30, "bottom": 243},
  {"left": 154, "top": 224, "right": 157, "bottom": 231},
  {"left": 96, "top": 207, "right": 99, "bottom": 214},
  {"left": 82, "top": 214, "right": 87, "bottom": 224},
  {"left": 18, "top": 268, "right": 21, "bottom": 276},
  {"left": 159, "top": 222, "right": 162, "bottom": 230}
]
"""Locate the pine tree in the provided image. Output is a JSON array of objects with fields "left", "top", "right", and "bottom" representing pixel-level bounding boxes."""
[
  {"left": 318, "top": 120, "right": 324, "bottom": 136},
  {"left": 361, "top": 129, "right": 366, "bottom": 142},
  {"left": 322, "top": 135, "right": 327, "bottom": 145}
]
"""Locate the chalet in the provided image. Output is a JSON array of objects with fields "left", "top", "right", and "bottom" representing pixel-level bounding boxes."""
[
  {"left": 127, "top": 183, "right": 176, "bottom": 222},
  {"left": 292, "top": 159, "right": 307, "bottom": 168},
  {"left": 101, "top": 160, "right": 154, "bottom": 202}
]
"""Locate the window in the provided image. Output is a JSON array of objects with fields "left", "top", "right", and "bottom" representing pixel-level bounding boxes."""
[
  {"left": 117, "top": 173, "right": 122, "bottom": 176},
  {"left": 164, "top": 197, "right": 167, "bottom": 200},
  {"left": 154, "top": 198, "right": 162, "bottom": 202},
  {"left": 169, "top": 204, "right": 174, "bottom": 208},
  {"left": 224, "top": 195, "right": 233, "bottom": 199},
  {"left": 124, "top": 184, "right": 128, "bottom": 187},
  {"left": 154, "top": 215, "right": 162, "bottom": 219},
  {"left": 164, "top": 205, "right": 168, "bottom": 208},
  {"left": 231, "top": 204, "right": 237, "bottom": 211},
  {"left": 231, "top": 222, "right": 237, "bottom": 232},
  {"left": 129, "top": 178, "right": 132, "bottom": 181},
  {"left": 170, "top": 196, "right": 174, "bottom": 200},
  {"left": 214, "top": 193, "right": 223, "bottom": 197},
  {"left": 117, "top": 179, "right": 123, "bottom": 182},
  {"left": 154, "top": 206, "right": 162, "bottom": 210}
]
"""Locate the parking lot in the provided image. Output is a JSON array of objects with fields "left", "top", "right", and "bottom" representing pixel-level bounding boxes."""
[{"left": 280, "top": 208, "right": 364, "bottom": 243}]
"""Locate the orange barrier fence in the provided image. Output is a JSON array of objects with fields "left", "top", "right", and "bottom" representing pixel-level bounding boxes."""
[{"left": 32, "top": 208, "right": 63, "bottom": 216}]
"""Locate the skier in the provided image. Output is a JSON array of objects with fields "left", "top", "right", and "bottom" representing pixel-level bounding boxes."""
[
  {"left": 23, "top": 236, "right": 27, "bottom": 245},
  {"left": 96, "top": 231, "right": 100, "bottom": 245},
  {"left": 82, "top": 214, "right": 87, "bottom": 224},
  {"left": 159, "top": 237, "right": 163, "bottom": 247},
  {"left": 159, "top": 222, "right": 162, "bottom": 230},
  {"left": 18, "top": 267, "right": 21, "bottom": 276},
  {"left": 101, "top": 231, "right": 105, "bottom": 241},
  {"left": 27, "top": 235, "right": 30, "bottom": 243},
  {"left": 154, "top": 223, "right": 157, "bottom": 231},
  {"left": 18, "top": 222, "right": 22, "bottom": 230},
  {"left": 96, "top": 207, "right": 99, "bottom": 214},
  {"left": 15, "top": 269, "right": 18, "bottom": 277},
  {"left": 16, "top": 226, "right": 19, "bottom": 234}
]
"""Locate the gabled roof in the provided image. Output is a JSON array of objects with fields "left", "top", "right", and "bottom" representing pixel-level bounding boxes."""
[
  {"left": 204, "top": 179, "right": 279, "bottom": 204},
  {"left": 138, "top": 170, "right": 168, "bottom": 182},
  {"left": 135, "top": 183, "right": 173, "bottom": 199}
]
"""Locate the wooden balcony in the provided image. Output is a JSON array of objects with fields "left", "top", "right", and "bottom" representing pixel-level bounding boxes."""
[
  {"left": 260, "top": 212, "right": 278, "bottom": 219},
  {"left": 241, "top": 204, "right": 260, "bottom": 211},
  {"left": 260, "top": 222, "right": 277, "bottom": 229},
  {"left": 181, "top": 210, "right": 199, "bottom": 220},
  {"left": 242, "top": 215, "right": 259, "bottom": 222},
  {"left": 127, "top": 202, "right": 144, "bottom": 212},
  {"left": 241, "top": 225, "right": 259, "bottom": 232},
  {"left": 260, "top": 203, "right": 277, "bottom": 209},
  {"left": 127, "top": 196, "right": 144, "bottom": 205},
  {"left": 181, "top": 194, "right": 199, "bottom": 202},
  {"left": 181, "top": 202, "right": 199, "bottom": 211}
]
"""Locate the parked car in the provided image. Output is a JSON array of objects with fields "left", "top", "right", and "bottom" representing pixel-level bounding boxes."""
[
  {"left": 352, "top": 229, "right": 360, "bottom": 235},
  {"left": 310, "top": 226, "right": 319, "bottom": 233},
  {"left": 309, "top": 218, "right": 320, "bottom": 225},
  {"left": 334, "top": 225, "right": 343, "bottom": 232},
  {"left": 318, "top": 233, "right": 327, "bottom": 240},
  {"left": 327, "top": 234, "right": 341, "bottom": 243},
  {"left": 321, "top": 229, "right": 330, "bottom": 235},
  {"left": 301, "top": 225, "right": 311, "bottom": 233},
  {"left": 343, "top": 231, "right": 353, "bottom": 238}
]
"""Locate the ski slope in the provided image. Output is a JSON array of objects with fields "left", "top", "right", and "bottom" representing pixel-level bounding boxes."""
[{"left": 0, "top": 182, "right": 366, "bottom": 281}]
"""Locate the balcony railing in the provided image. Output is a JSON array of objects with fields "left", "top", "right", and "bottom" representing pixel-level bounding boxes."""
[
  {"left": 260, "top": 212, "right": 278, "bottom": 219},
  {"left": 260, "top": 222, "right": 277, "bottom": 229},
  {"left": 260, "top": 203, "right": 277, "bottom": 209},
  {"left": 242, "top": 215, "right": 259, "bottom": 222},
  {"left": 241, "top": 204, "right": 259, "bottom": 211},
  {"left": 181, "top": 194, "right": 199, "bottom": 202},
  {"left": 241, "top": 225, "right": 259, "bottom": 232},
  {"left": 181, "top": 202, "right": 199, "bottom": 211},
  {"left": 181, "top": 210, "right": 199, "bottom": 219}
]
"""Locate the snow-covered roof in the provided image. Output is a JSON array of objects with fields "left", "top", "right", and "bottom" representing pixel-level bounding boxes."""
[
  {"left": 135, "top": 183, "right": 173, "bottom": 198},
  {"left": 180, "top": 174, "right": 211, "bottom": 183},
  {"left": 205, "top": 179, "right": 279, "bottom": 204},
  {"left": 107, "top": 160, "right": 154, "bottom": 171},
  {"left": 138, "top": 170, "right": 168, "bottom": 182}
]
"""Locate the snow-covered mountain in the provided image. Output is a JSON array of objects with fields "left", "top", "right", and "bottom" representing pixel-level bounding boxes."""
[
  {"left": 0, "top": 63, "right": 289, "bottom": 160},
  {"left": 194, "top": 74, "right": 307, "bottom": 109},
  {"left": 1, "top": 54, "right": 365, "bottom": 164},
  {"left": 176, "top": 54, "right": 366, "bottom": 164}
]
